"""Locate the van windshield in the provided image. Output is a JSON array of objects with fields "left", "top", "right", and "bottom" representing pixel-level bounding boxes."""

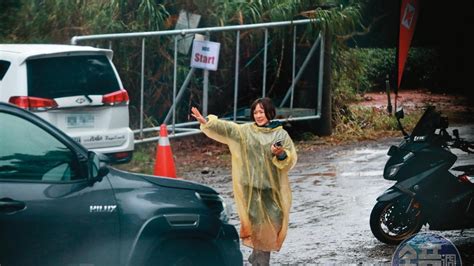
[{"left": 27, "top": 55, "right": 120, "bottom": 99}]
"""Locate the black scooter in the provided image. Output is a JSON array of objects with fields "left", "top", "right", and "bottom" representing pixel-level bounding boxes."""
[{"left": 370, "top": 106, "right": 474, "bottom": 244}]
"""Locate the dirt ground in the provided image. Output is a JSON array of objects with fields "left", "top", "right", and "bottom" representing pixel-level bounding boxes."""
[{"left": 358, "top": 89, "right": 472, "bottom": 117}]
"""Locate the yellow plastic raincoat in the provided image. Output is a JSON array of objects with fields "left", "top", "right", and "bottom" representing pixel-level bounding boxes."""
[{"left": 201, "top": 115, "right": 297, "bottom": 251}]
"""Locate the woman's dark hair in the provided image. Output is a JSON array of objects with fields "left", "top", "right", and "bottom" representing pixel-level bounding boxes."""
[{"left": 250, "top": 97, "right": 276, "bottom": 121}]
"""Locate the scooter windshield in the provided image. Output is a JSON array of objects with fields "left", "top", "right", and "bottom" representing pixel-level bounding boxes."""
[{"left": 410, "top": 106, "right": 441, "bottom": 138}]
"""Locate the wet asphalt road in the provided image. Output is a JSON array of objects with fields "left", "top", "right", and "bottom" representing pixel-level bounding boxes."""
[{"left": 188, "top": 124, "right": 474, "bottom": 264}]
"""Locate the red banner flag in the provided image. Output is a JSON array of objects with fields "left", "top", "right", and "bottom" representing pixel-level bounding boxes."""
[{"left": 397, "top": 0, "right": 419, "bottom": 89}]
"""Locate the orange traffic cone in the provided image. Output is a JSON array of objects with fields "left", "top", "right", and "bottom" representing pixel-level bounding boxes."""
[{"left": 153, "top": 124, "right": 177, "bottom": 178}]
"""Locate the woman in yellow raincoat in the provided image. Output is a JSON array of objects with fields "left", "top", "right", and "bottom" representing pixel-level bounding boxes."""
[{"left": 191, "top": 97, "right": 297, "bottom": 265}]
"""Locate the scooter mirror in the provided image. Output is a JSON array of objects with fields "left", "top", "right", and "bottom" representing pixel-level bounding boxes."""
[{"left": 395, "top": 108, "right": 405, "bottom": 119}]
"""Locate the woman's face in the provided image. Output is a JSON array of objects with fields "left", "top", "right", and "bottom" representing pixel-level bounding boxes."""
[{"left": 253, "top": 103, "right": 269, "bottom": 126}]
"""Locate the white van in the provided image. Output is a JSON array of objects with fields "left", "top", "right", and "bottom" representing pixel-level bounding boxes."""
[{"left": 0, "top": 44, "right": 134, "bottom": 163}]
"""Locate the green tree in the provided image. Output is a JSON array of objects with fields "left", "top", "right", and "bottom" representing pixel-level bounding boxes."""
[{"left": 2, "top": 0, "right": 367, "bottom": 133}]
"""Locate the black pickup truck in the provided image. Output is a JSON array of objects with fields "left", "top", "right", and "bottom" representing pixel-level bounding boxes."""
[{"left": 0, "top": 102, "right": 242, "bottom": 266}]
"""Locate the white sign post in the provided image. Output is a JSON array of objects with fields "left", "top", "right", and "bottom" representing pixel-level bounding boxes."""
[{"left": 190, "top": 40, "right": 220, "bottom": 71}]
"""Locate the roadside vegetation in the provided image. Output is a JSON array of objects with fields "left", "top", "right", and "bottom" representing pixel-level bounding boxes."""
[
  {"left": 1, "top": 0, "right": 446, "bottom": 174},
  {"left": 1, "top": 1, "right": 439, "bottom": 125},
  {"left": 330, "top": 46, "right": 441, "bottom": 141}
]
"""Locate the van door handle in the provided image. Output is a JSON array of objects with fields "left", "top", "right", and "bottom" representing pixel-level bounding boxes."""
[{"left": 0, "top": 198, "right": 26, "bottom": 214}]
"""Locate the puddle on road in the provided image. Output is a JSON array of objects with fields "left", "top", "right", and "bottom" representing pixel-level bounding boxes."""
[
  {"left": 272, "top": 146, "right": 392, "bottom": 264},
  {"left": 298, "top": 172, "right": 337, "bottom": 177},
  {"left": 340, "top": 170, "right": 382, "bottom": 177}
]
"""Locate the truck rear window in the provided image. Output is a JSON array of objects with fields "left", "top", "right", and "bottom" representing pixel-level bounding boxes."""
[{"left": 27, "top": 55, "right": 120, "bottom": 98}]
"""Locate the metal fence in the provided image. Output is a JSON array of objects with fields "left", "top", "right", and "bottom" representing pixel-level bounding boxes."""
[{"left": 71, "top": 18, "right": 325, "bottom": 144}]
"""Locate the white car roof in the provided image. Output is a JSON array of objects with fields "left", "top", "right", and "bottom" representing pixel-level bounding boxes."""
[{"left": 0, "top": 44, "right": 113, "bottom": 64}]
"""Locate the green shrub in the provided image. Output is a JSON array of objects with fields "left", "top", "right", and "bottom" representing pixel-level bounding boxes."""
[
  {"left": 353, "top": 48, "right": 394, "bottom": 92},
  {"left": 333, "top": 105, "right": 423, "bottom": 141},
  {"left": 331, "top": 46, "right": 442, "bottom": 125}
]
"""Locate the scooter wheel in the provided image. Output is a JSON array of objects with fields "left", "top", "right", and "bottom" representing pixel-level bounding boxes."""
[{"left": 370, "top": 198, "right": 423, "bottom": 245}]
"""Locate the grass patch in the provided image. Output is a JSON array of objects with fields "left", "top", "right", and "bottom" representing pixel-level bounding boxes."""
[
  {"left": 335, "top": 106, "right": 422, "bottom": 138},
  {"left": 296, "top": 106, "right": 423, "bottom": 150},
  {"left": 115, "top": 145, "right": 155, "bottom": 175}
]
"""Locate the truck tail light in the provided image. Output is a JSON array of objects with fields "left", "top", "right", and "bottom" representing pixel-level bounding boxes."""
[
  {"left": 102, "top": 90, "right": 129, "bottom": 106},
  {"left": 9, "top": 96, "right": 58, "bottom": 111}
]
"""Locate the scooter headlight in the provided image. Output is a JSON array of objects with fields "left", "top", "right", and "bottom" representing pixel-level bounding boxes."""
[
  {"left": 387, "top": 163, "right": 403, "bottom": 178},
  {"left": 403, "top": 152, "right": 415, "bottom": 161}
]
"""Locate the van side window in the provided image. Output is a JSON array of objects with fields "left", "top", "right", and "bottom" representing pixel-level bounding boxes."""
[
  {"left": 0, "top": 112, "right": 83, "bottom": 182},
  {"left": 0, "top": 60, "right": 11, "bottom": 80}
]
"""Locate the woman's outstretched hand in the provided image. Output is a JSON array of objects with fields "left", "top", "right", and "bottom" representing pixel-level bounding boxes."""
[{"left": 191, "top": 107, "right": 207, "bottom": 124}]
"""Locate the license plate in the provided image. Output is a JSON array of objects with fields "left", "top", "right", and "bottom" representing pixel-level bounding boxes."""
[{"left": 67, "top": 114, "right": 94, "bottom": 128}]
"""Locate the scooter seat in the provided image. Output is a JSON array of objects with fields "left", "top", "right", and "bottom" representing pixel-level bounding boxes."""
[{"left": 452, "top": 164, "right": 474, "bottom": 175}]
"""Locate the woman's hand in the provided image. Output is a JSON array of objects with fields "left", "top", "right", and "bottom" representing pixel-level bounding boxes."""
[
  {"left": 191, "top": 107, "right": 207, "bottom": 124},
  {"left": 271, "top": 143, "right": 284, "bottom": 156}
]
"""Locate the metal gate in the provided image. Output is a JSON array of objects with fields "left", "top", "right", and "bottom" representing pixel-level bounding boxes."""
[{"left": 71, "top": 18, "right": 325, "bottom": 144}]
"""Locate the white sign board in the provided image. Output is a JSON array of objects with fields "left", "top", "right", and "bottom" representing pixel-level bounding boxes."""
[{"left": 190, "top": 40, "right": 220, "bottom": 71}]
